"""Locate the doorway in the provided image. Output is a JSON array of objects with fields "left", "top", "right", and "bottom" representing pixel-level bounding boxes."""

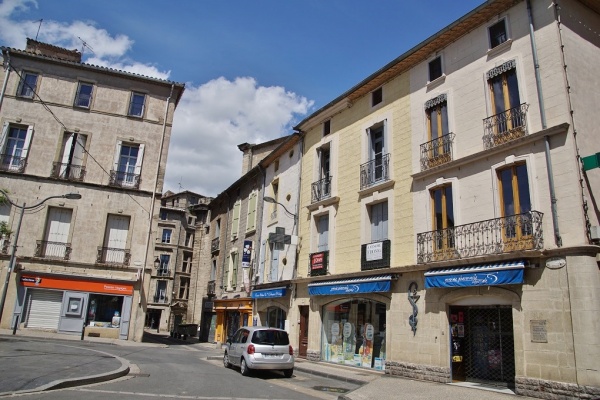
[
  {"left": 449, "top": 306, "right": 515, "bottom": 388},
  {"left": 298, "top": 306, "right": 309, "bottom": 358}
]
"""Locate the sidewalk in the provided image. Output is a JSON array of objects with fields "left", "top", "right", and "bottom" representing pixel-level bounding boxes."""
[{"left": 0, "top": 328, "right": 529, "bottom": 399}]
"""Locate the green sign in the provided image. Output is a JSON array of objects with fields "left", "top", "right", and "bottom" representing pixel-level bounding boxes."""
[{"left": 582, "top": 153, "right": 600, "bottom": 171}]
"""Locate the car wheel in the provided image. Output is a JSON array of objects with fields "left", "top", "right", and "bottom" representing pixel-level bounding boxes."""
[
  {"left": 240, "top": 358, "right": 251, "bottom": 376},
  {"left": 223, "top": 352, "right": 231, "bottom": 368},
  {"left": 283, "top": 368, "right": 293, "bottom": 378}
]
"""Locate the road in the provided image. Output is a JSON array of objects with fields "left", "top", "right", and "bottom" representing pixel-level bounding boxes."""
[{"left": 0, "top": 336, "right": 360, "bottom": 400}]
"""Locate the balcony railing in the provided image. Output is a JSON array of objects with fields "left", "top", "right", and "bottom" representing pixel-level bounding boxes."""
[
  {"left": 483, "top": 103, "right": 529, "bottom": 150},
  {"left": 109, "top": 170, "right": 141, "bottom": 189},
  {"left": 207, "top": 280, "right": 216, "bottom": 296},
  {"left": 311, "top": 176, "right": 332, "bottom": 203},
  {"left": 34, "top": 240, "right": 72, "bottom": 260},
  {"left": 96, "top": 246, "right": 131, "bottom": 266},
  {"left": 417, "top": 211, "right": 543, "bottom": 263},
  {"left": 360, "top": 153, "right": 390, "bottom": 190},
  {"left": 50, "top": 162, "right": 86, "bottom": 181},
  {"left": 153, "top": 295, "right": 169, "bottom": 304},
  {"left": 211, "top": 237, "right": 220, "bottom": 253},
  {"left": 0, "top": 154, "right": 26, "bottom": 173},
  {"left": 420, "top": 133, "right": 455, "bottom": 171},
  {"left": 156, "top": 268, "right": 170, "bottom": 277}
]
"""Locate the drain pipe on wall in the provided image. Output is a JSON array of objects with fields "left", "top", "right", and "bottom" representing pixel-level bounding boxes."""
[
  {"left": 0, "top": 51, "right": 11, "bottom": 113},
  {"left": 527, "top": 0, "right": 562, "bottom": 247}
]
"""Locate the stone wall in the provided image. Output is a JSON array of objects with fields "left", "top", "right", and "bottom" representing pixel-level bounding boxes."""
[
  {"left": 515, "top": 377, "right": 600, "bottom": 400},
  {"left": 385, "top": 361, "right": 450, "bottom": 383}
]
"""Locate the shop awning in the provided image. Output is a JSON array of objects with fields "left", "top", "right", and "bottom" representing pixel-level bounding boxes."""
[
  {"left": 308, "top": 275, "right": 392, "bottom": 296},
  {"left": 251, "top": 287, "right": 287, "bottom": 299},
  {"left": 424, "top": 260, "right": 525, "bottom": 288}
]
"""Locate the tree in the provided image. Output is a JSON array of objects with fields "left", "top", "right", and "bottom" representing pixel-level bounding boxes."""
[{"left": 0, "top": 191, "right": 11, "bottom": 237}]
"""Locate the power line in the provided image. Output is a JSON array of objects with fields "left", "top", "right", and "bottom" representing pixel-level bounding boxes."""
[{"left": 7, "top": 63, "right": 151, "bottom": 215}]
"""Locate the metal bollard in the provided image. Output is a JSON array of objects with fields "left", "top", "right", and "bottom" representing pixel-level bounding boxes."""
[
  {"left": 81, "top": 322, "right": 85, "bottom": 340},
  {"left": 12, "top": 315, "right": 19, "bottom": 335}
]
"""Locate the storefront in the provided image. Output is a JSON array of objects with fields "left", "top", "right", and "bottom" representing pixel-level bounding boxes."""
[
  {"left": 251, "top": 286, "right": 288, "bottom": 330},
  {"left": 15, "top": 273, "right": 134, "bottom": 340},
  {"left": 213, "top": 298, "right": 252, "bottom": 344},
  {"left": 308, "top": 275, "right": 391, "bottom": 371},
  {"left": 425, "top": 260, "right": 523, "bottom": 387}
]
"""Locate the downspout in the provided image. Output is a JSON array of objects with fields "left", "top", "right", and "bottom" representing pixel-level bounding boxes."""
[
  {"left": 256, "top": 165, "right": 266, "bottom": 285},
  {"left": 135, "top": 84, "right": 174, "bottom": 339},
  {"left": 292, "top": 133, "right": 304, "bottom": 280},
  {"left": 221, "top": 192, "right": 231, "bottom": 293},
  {"left": 0, "top": 50, "right": 11, "bottom": 113},
  {"left": 526, "top": 0, "right": 562, "bottom": 247}
]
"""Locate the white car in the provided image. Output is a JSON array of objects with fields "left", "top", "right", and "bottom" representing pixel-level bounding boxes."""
[{"left": 223, "top": 326, "right": 294, "bottom": 377}]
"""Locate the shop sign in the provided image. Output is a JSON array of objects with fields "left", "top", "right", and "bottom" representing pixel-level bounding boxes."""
[
  {"left": 250, "top": 287, "right": 286, "bottom": 299},
  {"left": 310, "top": 252, "right": 326, "bottom": 271},
  {"left": 366, "top": 242, "right": 383, "bottom": 261},
  {"left": 20, "top": 275, "right": 134, "bottom": 295}
]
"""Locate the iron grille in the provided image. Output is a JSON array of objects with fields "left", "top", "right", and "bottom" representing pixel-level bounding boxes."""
[{"left": 311, "top": 176, "right": 332, "bottom": 203}]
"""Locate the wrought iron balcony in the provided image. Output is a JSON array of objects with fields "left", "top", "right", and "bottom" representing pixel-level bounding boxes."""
[
  {"left": 211, "top": 237, "right": 220, "bottom": 253},
  {"left": 0, "top": 154, "right": 26, "bottom": 173},
  {"left": 207, "top": 280, "right": 216, "bottom": 296},
  {"left": 156, "top": 268, "right": 170, "bottom": 277},
  {"left": 109, "top": 170, "right": 141, "bottom": 189},
  {"left": 360, "top": 153, "right": 390, "bottom": 190},
  {"left": 153, "top": 295, "right": 169, "bottom": 304},
  {"left": 1, "top": 236, "right": 10, "bottom": 255},
  {"left": 50, "top": 162, "right": 86, "bottom": 181},
  {"left": 417, "top": 211, "right": 543, "bottom": 263},
  {"left": 483, "top": 103, "right": 529, "bottom": 150},
  {"left": 96, "top": 246, "right": 131, "bottom": 266},
  {"left": 311, "top": 176, "right": 332, "bottom": 203},
  {"left": 420, "top": 133, "right": 455, "bottom": 171},
  {"left": 34, "top": 240, "right": 72, "bottom": 260}
]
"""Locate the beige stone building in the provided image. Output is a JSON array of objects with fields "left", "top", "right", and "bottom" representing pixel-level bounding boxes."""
[
  {"left": 147, "top": 190, "right": 211, "bottom": 335},
  {"left": 0, "top": 40, "right": 184, "bottom": 341},
  {"left": 289, "top": 0, "right": 599, "bottom": 398}
]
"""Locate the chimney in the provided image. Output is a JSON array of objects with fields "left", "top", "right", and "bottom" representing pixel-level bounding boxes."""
[{"left": 26, "top": 39, "right": 82, "bottom": 63}]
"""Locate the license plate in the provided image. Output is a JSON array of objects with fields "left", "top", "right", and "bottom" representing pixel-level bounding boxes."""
[{"left": 264, "top": 354, "right": 280, "bottom": 358}]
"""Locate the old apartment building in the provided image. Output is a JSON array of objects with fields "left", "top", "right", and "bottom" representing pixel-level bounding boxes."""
[
  {"left": 0, "top": 39, "right": 184, "bottom": 341},
  {"left": 287, "top": 0, "right": 599, "bottom": 398}
]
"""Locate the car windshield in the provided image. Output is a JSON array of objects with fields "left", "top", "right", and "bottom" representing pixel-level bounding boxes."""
[{"left": 252, "top": 329, "right": 289, "bottom": 345}]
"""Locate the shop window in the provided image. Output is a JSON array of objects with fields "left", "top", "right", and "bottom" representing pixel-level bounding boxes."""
[
  {"left": 266, "top": 306, "right": 286, "bottom": 330},
  {"left": 321, "top": 299, "right": 387, "bottom": 370},
  {"left": 85, "top": 294, "right": 124, "bottom": 328}
]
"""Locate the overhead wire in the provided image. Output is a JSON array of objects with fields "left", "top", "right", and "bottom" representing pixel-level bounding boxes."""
[{"left": 7, "top": 62, "right": 151, "bottom": 215}]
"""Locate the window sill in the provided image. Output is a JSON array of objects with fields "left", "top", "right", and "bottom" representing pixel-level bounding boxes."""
[
  {"left": 426, "top": 75, "right": 446, "bottom": 90},
  {"left": 307, "top": 196, "right": 340, "bottom": 212},
  {"left": 487, "top": 39, "right": 512, "bottom": 58},
  {"left": 358, "top": 179, "right": 395, "bottom": 197},
  {"left": 245, "top": 228, "right": 256, "bottom": 236}
]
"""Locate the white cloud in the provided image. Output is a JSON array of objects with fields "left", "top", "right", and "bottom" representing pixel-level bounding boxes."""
[
  {"left": 165, "top": 77, "right": 313, "bottom": 196},
  {"left": 1, "top": 0, "right": 314, "bottom": 197}
]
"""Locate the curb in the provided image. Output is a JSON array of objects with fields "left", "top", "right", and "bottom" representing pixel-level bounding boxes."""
[{"left": 0, "top": 343, "right": 131, "bottom": 396}]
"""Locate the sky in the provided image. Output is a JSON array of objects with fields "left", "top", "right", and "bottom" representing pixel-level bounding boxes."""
[{"left": 0, "top": 0, "right": 485, "bottom": 197}]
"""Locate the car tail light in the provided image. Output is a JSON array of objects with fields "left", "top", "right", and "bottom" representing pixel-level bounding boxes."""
[
  {"left": 247, "top": 344, "right": 255, "bottom": 355},
  {"left": 288, "top": 345, "right": 294, "bottom": 356}
]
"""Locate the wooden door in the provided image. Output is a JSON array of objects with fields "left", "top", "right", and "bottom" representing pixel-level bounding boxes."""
[{"left": 298, "top": 306, "right": 309, "bottom": 358}]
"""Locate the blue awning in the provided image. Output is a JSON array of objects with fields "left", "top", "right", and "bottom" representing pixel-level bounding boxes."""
[
  {"left": 308, "top": 275, "right": 391, "bottom": 296},
  {"left": 251, "top": 287, "right": 286, "bottom": 299},
  {"left": 424, "top": 260, "right": 525, "bottom": 288}
]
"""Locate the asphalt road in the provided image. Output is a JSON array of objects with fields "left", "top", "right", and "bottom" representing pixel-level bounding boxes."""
[{"left": 0, "top": 337, "right": 360, "bottom": 400}]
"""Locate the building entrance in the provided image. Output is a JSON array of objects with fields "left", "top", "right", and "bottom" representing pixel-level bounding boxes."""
[{"left": 449, "top": 305, "right": 515, "bottom": 388}]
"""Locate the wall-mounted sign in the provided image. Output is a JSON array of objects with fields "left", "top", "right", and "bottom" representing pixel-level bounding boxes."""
[
  {"left": 530, "top": 320, "right": 548, "bottom": 343},
  {"left": 241, "top": 240, "right": 253, "bottom": 268},
  {"left": 310, "top": 252, "right": 327, "bottom": 274},
  {"left": 545, "top": 257, "right": 566, "bottom": 270},
  {"left": 366, "top": 242, "right": 383, "bottom": 261}
]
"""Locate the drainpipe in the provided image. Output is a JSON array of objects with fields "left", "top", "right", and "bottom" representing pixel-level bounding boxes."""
[
  {"left": 527, "top": 0, "right": 562, "bottom": 247},
  {"left": 0, "top": 50, "right": 11, "bottom": 113},
  {"left": 292, "top": 133, "right": 304, "bottom": 280}
]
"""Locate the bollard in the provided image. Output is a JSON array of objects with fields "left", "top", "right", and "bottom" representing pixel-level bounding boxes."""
[
  {"left": 81, "top": 322, "right": 85, "bottom": 340},
  {"left": 12, "top": 315, "right": 19, "bottom": 335}
]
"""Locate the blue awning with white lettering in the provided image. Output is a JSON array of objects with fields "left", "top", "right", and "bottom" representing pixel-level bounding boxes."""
[
  {"left": 251, "top": 287, "right": 286, "bottom": 299},
  {"left": 424, "top": 261, "right": 525, "bottom": 289},
  {"left": 308, "top": 275, "right": 392, "bottom": 296}
]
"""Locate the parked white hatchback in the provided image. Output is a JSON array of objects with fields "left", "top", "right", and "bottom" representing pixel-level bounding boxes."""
[{"left": 223, "top": 326, "right": 294, "bottom": 377}]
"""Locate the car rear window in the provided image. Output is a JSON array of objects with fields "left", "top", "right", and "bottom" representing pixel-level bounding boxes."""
[{"left": 252, "top": 329, "right": 290, "bottom": 345}]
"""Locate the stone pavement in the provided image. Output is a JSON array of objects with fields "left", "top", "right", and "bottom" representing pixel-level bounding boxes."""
[{"left": 0, "top": 328, "right": 531, "bottom": 399}]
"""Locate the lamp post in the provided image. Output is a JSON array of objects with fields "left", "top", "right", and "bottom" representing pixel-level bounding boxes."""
[
  {"left": 263, "top": 196, "right": 297, "bottom": 221},
  {"left": 0, "top": 189, "right": 82, "bottom": 324}
]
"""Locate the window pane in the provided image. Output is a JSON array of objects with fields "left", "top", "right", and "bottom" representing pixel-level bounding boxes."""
[
  {"left": 433, "top": 189, "right": 443, "bottom": 230},
  {"left": 489, "top": 20, "right": 507, "bottom": 48},
  {"left": 129, "top": 93, "right": 145, "bottom": 116},
  {"left": 440, "top": 103, "right": 449, "bottom": 136},
  {"left": 445, "top": 186, "right": 454, "bottom": 228},
  {"left": 429, "top": 57, "right": 442, "bottom": 81},
  {"left": 492, "top": 76, "right": 505, "bottom": 114},
  {"left": 76, "top": 83, "right": 93, "bottom": 107},
  {"left": 19, "top": 73, "right": 38, "bottom": 97},
  {"left": 506, "top": 69, "right": 521, "bottom": 109},
  {"left": 500, "top": 169, "right": 515, "bottom": 216},
  {"left": 429, "top": 109, "right": 439, "bottom": 140},
  {"left": 516, "top": 164, "right": 531, "bottom": 213}
]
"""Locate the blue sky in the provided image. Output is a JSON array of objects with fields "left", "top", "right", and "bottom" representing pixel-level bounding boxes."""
[{"left": 1, "top": 0, "right": 484, "bottom": 196}]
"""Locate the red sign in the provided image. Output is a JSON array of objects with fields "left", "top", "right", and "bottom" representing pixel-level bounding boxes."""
[
  {"left": 20, "top": 275, "right": 134, "bottom": 295},
  {"left": 311, "top": 252, "right": 325, "bottom": 270}
]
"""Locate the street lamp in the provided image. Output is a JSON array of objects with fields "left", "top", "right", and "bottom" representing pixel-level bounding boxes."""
[
  {"left": 0, "top": 189, "right": 82, "bottom": 324},
  {"left": 263, "top": 196, "right": 297, "bottom": 220}
]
